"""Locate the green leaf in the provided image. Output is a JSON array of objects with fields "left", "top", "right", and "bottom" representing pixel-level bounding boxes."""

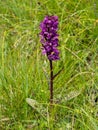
[{"left": 26, "top": 98, "right": 47, "bottom": 119}]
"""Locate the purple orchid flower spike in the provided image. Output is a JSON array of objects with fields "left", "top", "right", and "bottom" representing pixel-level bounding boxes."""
[{"left": 40, "top": 16, "right": 59, "bottom": 61}]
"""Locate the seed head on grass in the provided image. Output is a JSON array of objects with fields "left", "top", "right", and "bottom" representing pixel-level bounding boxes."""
[{"left": 40, "top": 15, "right": 59, "bottom": 61}]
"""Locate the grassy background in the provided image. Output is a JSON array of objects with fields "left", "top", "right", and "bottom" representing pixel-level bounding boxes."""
[{"left": 0, "top": 0, "right": 98, "bottom": 129}]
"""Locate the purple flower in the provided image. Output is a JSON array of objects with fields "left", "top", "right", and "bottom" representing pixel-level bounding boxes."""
[{"left": 40, "top": 16, "right": 59, "bottom": 61}]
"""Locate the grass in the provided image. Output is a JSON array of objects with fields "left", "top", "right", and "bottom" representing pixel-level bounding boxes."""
[{"left": 0, "top": 0, "right": 98, "bottom": 129}]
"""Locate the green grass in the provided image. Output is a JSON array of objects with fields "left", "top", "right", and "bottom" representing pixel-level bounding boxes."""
[{"left": 0, "top": 0, "right": 98, "bottom": 129}]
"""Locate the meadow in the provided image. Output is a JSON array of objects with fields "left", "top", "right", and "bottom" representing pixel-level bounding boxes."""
[{"left": 0, "top": 0, "right": 98, "bottom": 129}]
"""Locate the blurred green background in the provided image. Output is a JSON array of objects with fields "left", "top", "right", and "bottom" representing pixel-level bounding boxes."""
[{"left": 0, "top": 0, "right": 98, "bottom": 129}]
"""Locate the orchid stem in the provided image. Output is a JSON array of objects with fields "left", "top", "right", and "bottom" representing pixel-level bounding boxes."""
[{"left": 49, "top": 60, "right": 53, "bottom": 104}]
